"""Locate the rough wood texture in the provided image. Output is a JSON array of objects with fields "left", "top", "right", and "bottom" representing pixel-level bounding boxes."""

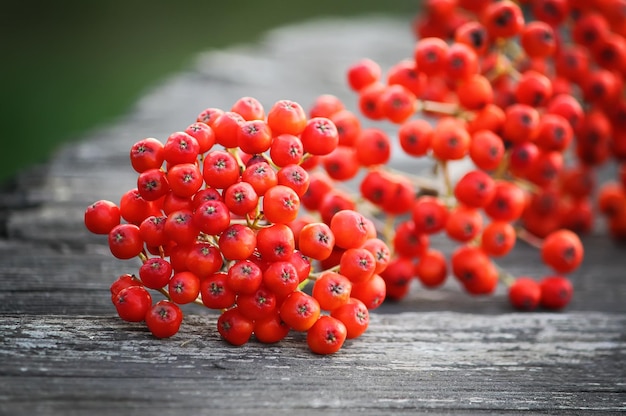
[{"left": 1, "top": 17, "right": 625, "bottom": 415}]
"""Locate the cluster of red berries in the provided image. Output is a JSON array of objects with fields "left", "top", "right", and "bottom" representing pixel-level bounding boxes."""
[
  {"left": 330, "top": 0, "right": 626, "bottom": 312},
  {"left": 84, "top": 0, "right": 626, "bottom": 353},
  {"left": 85, "top": 97, "right": 386, "bottom": 354}
]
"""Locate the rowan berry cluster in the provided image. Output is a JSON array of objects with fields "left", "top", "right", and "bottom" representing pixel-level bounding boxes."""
[
  {"left": 85, "top": 0, "right": 626, "bottom": 353},
  {"left": 85, "top": 97, "right": 383, "bottom": 354}
]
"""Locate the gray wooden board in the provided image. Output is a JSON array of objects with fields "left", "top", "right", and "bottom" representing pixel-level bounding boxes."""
[{"left": 0, "top": 16, "right": 625, "bottom": 415}]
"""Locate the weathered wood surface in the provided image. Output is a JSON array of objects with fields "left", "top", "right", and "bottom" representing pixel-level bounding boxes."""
[{"left": 1, "top": 17, "right": 625, "bottom": 415}]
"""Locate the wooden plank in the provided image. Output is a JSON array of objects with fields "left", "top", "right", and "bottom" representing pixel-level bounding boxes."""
[
  {"left": 1, "top": 15, "right": 626, "bottom": 416},
  {"left": 1, "top": 313, "right": 625, "bottom": 415}
]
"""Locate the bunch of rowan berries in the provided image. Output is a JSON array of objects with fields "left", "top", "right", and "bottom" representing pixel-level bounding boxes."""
[{"left": 84, "top": 0, "right": 626, "bottom": 354}]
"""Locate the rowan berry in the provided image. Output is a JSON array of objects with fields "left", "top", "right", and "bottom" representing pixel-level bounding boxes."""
[
  {"left": 386, "top": 59, "right": 427, "bottom": 97},
  {"left": 241, "top": 161, "right": 278, "bottom": 197},
  {"left": 358, "top": 82, "right": 386, "bottom": 121},
  {"left": 469, "top": 129, "right": 505, "bottom": 171},
  {"left": 508, "top": 277, "right": 541, "bottom": 311},
  {"left": 263, "top": 261, "right": 300, "bottom": 299},
  {"left": 339, "top": 247, "right": 377, "bottom": 284},
  {"left": 219, "top": 224, "right": 256, "bottom": 261},
  {"left": 541, "top": 229, "right": 584, "bottom": 274},
  {"left": 113, "top": 285, "right": 152, "bottom": 322},
  {"left": 445, "top": 205, "right": 483, "bottom": 243},
  {"left": 277, "top": 164, "right": 310, "bottom": 197},
  {"left": 431, "top": 117, "right": 471, "bottom": 161},
  {"left": 481, "top": 0, "right": 525, "bottom": 39},
  {"left": 481, "top": 221, "right": 516, "bottom": 257},
  {"left": 163, "top": 132, "right": 200, "bottom": 166},
  {"left": 263, "top": 185, "right": 300, "bottom": 225},
  {"left": 414, "top": 37, "right": 449, "bottom": 77},
  {"left": 330, "top": 298, "right": 369, "bottom": 339},
  {"left": 253, "top": 311, "right": 291, "bottom": 344},
  {"left": 231, "top": 96, "right": 265, "bottom": 121},
  {"left": 298, "top": 222, "right": 335, "bottom": 261},
  {"left": 217, "top": 307, "right": 254, "bottom": 346},
  {"left": 411, "top": 196, "right": 449, "bottom": 235},
  {"left": 347, "top": 58, "right": 381, "bottom": 92},
  {"left": 354, "top": 128, "right": 391, "bottom": 166},
  {"left": 307, "top": 315, "right": 347, "bottom": 355},
  {"left": 379, "top": 84, "right": 417, "bottom": 123},
  {"left": 520, "top": 21, "right": 557, "bottom": 58},
  {"left": 130, "top": 137, "right": 165, "bottom": 173},
  {"left": 200, "top": 272, "right": 236, "bottom": 310},
  {"left": 329, "top": 110, "right": 362, "bottom": 147},
  {"left": 256, "top": 223, "right": 295, "bottom": 263},
  {"left": 380, "top": 257, "right": 414, "bottom": 301},
  {"left": 168, "top": 271, "right": 201, "bottom": 305},
  {"left": 279, "top": 290, "right": 321, "bottom": 332},
  {"left": 414, "top": 249, "right": 448, "bottom": 288},
  {"left": 108, "top": 223, "right": 144, "bottom": 260},
  {"left": 145, "top": 300, "right": 183, "bottom": 339},
  {"left": 330, "top": 210, "right": 370, "bottom": 250},
  {"left": 299, "top": 117, "right": 339, "bottom": 156},
  {"left": 484, "top": 181, "right": 527, "bottom": 222},
  {"left": 202, "top": 150, "right": 241, "bottom": 190},
  {"left": 539, "top": 275, "right": 573, "bottom": 310},
  {"left": 267, "top": 99, "right": 307, "bottom": 136},
  {"left": 269, "top": 134, "right": 304, "bottom": 167},
  {"left": 84, "top": 200, "right": 121, "bottom": 235},
  {"left": 110, "top": 273, "right": 142, "bottom": 301},
  {"left": 223, "top": 181, "right": 259, "bottom": 217},
  {"left": 350, "top": 273, "right": 386, "bottom": 310},
  {"left": 166, "top": 163, "right": 203, "bottom": 198},
  {"left": 139, "top": 257, "right": 172, "bottom": 289},
  {"left": 398, "top": 118, "right": 433, "bottom": 157}
]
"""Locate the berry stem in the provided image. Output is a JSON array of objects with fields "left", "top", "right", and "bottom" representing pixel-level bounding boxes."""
[{"left": 516, "top": 227, "right": 544, "bottom": 249}]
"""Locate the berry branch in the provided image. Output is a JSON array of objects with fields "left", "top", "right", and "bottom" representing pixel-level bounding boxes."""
[{"left": 84, "top": 0, "right": 626, "bottom": 354}]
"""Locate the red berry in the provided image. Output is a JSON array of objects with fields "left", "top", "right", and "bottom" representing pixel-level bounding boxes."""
[
  {"left": 307, "top": 315, "right": 347, "bottom": 355},
  {"left": 145, "top": 300, "right": 183, "bottom": 338}
]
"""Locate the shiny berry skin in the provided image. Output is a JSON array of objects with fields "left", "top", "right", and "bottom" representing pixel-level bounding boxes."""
[
  {"left": 508, "top": 277, "right": 541, "bottom": 311},
  {"left": 84, "top": 200, "right": 121, "bottom": 235},
  {"left": 113, "top": 285, "right": 152, "bottom": 322},
  {"left": 540, "top": 275, "right": 573, "bottom": 310},
  {"left": 307, "top": 315, "right": 347, "bottom": 355},
  {"left": 347, "top": 58, "right": 381, "bottom": 91},
  {"left": 217, "top": 307, "right": 254, "bottom": 346},
  {"left": 108, "top": 223, "right": 143, "bottom": 260},
  {"left": 330, "top": 298, "right": 369, "bottom": 339},
  {"left": 139, "top": 257, "right": 172, "bottom": 289},
  {"left": 145, "top": 300, "right": 183, "bottom": 339},
  {"left": 541, "top": 229, "right": 584, "bottom": 274},
  {"left": 129, "top": 137, "right": 165, "bottom": 173},
  {"left": 279, "top": 291, "right": 321, "bottom": 332}
]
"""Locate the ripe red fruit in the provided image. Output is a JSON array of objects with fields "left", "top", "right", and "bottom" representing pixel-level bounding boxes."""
[
  {"left": 108, "top": 223, "right": 143, "bottom": 260},
  {"left": 145, "top": 300, "right": 183, "bottom": 339},
  {"left": 312, "top": 271, "right": 352, "bottom": 311},
  {"left": 113, "top": 285, "right": 152, "bottom": 322},
  {"left": 330, "top": 298, "right": 369, "bottom": 339},
  {"left": 267, "top": 99, "right": 307, "bottom": 136},
  {"left": 299, "top": 117, "right": 339, "bottom": 156},
  {"left": 539, "top": 275, "right": 573, "bottom": 310},
  {"left": 541, "top": 229, "right": 584, "bottom": 274},
  {"left": 307, "top": 316, "right": 347, "bottom": 355},
  {"left": 139, "top": 257, "right": 172, "bottom": 289},
  {"left": 298, "top": 222, "right": 335, "bottom": 261},
  {"left": 84, "top": 200, "right": 121, "bottom": 235},
  {"left": 279, "top": 291, "right": 321, "bottom": 332},
  {"left": 129, "top": 137, "right": 165, "bottom": 173},
  {"left": 217, "top": 307, "right": 254, "bottom": 346},
  {"left": 256, "top": 223, "right": 295, "bottom": 263},
  {"left": 508, "top": 277, "right": 541, "bottom": 311},
  {"left": 263, "top": 185, "right": 300, "bottom": 224},
  {"left": 347, "top": 58, "right": 381, "bottom": 91},
  {"left": 330, "top": 210, "right": 369, "bottom": 250}
]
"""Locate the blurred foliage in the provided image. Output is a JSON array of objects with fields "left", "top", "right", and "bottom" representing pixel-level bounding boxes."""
[{"left": 0, "top": 0, "right": 418, "bottom": 185}]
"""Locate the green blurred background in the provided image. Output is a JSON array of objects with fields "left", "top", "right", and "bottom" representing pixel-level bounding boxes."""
[{"left": 0, "top": 0, "right": 418, "bottom": 186}]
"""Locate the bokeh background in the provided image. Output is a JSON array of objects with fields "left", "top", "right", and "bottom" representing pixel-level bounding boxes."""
[{"left": 0, "top": 0, "right": 418, "bottom": 186}]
